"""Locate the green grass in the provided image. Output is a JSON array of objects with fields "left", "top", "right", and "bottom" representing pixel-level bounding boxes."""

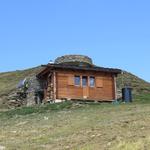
[
  {"left": 133, "top": 93, "right": 150, "bottom": 103},
  {"left": 0, "top": 101, "right": 77, "bottom": 118},
  {"left": 1, "top": 101, "right": 150, "bottom": 150}
]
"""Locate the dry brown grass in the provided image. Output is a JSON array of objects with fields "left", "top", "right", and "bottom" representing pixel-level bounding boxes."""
[{"left": 0, "top": 102, "right": 150, "bottom": 150}]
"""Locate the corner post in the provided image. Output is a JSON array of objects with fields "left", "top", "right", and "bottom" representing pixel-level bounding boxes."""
[
  {"left": 53, "top": 71, "right": 57, "bottom": 100},
  {"left": 113, "top": 74, "right": 117, "bottom": 100}
]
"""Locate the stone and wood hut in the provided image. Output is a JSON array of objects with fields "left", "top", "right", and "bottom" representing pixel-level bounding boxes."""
[{"left": 37, "top": 55, "right": 121, "bottom": 102}]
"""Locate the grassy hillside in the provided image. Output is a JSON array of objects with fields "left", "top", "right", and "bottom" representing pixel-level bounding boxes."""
[
  {"left": 1, "top": 102, "right": 150, "bottom": 150},
  {"left": 117, "top": 71, "right": 150, "bottom": 94},
  {"left": 0, "top": 68, "right": 150, "bottom": 149}
]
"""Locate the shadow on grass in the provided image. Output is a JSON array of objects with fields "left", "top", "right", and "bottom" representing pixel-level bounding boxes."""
[
  {"left": 0, "top": 101, "right": 76, "bottom": 118},
  {"left": 0, "top": 101, "right": 121, "bottom": 118}
]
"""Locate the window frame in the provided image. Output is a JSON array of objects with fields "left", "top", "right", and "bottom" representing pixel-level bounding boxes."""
[
  {"left": 89, "top": 76, "right": 95, "bottom": 87},
  {"left": 74, "top": 75, "right": 81, "bottom": 86}
]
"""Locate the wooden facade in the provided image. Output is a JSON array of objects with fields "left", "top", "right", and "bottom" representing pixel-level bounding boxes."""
[{"left": 37, "top": 64, "right": 121, "bottom": 102}]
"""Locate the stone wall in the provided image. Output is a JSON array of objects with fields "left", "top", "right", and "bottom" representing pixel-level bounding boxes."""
[
  {"left": 26, "top": 76, "right": 44, "bottom": 106},
  {"left": 6, "top": 76, "right": 44, "bottom": 107},
  {"left": 55, "top": 55, "right": 93, "bottom": 66}
]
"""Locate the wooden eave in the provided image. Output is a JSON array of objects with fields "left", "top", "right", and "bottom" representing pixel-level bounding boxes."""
[{"left": 37, "top": 64, "right": 122, "bottom": 78}]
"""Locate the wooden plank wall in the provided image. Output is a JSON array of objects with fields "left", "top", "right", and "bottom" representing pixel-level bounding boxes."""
[{"left": 56, "top": 70, "right": 115, "bottom": 101}]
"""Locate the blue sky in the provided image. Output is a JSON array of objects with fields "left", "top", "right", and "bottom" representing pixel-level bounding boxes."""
[{"left": 0, "top": 0, "right": 150, "bottom": 82}]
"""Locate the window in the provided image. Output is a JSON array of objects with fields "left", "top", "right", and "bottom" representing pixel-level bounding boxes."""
[
  {"left": 89, "top": 76, "right": 95, "bottom": 87},
  {"left": 82, "top": 76, "right": 88, "bottom": 87},
  {"left": 74, "top": 76, "right": 81, "bottom": 86}
]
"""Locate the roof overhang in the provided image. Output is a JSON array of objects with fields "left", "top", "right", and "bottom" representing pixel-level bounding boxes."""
[{"left": 37, "top": 64, "right": 122, "bottom": 78}]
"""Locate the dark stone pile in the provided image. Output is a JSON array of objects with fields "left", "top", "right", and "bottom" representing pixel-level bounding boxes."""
[{"left": 7, "top": 91, "right": 27, "bottom": 108}]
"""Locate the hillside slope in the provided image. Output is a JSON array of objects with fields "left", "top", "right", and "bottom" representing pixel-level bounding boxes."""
[
  {"left": 117, "top": 71, "right": 150, "bottom": 94},
  {"left": 0, "top": 67, "right": 42, "bottom": 97},
  {"left": 0, "top": 67, "right": 150, "bottom": 107}
]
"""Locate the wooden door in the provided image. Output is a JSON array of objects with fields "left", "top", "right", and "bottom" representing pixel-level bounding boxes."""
[
  {"left": 83, "top": 87, "right": 89, "bottom": 99},
  {"left": 82, "top": 76, "right": 89, "bottom": 99}
]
